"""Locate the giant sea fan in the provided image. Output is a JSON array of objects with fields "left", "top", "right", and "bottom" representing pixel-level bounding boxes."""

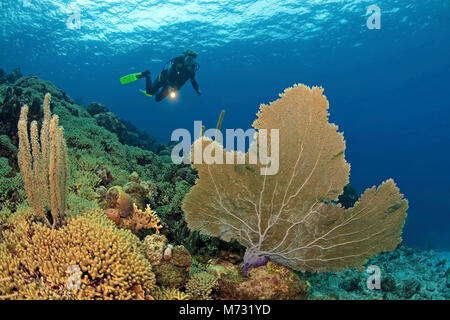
[{"left": 182, "top": 84, "right": 408, "bottom": 273}]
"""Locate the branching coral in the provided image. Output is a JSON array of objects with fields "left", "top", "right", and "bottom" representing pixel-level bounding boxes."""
[
  {"left": 0, "top": 277, "right": 17, "bottom": 300},
  {"left": 153, "top": 261, "right": 189, "bottom": 289},
  {"left": 182, "top": 84, "right": 408, "bottom": 273},
  {"left": 185, "top": 272, "right": 219, "bottom": 300},
  {"left": 153, "top": 287, "right": 189, "bottom": 300},
  {"left": 122, "top": 203, "right": 163, "bottom": 234},
  {"left": 105, "top": 186, "right": 134, "bottom": 219},
  {"left": 150, "top": 241, "right": 192, "bottom": 289},
  {"left": 17, "top": 93, "right": 68, "bottom": 228},
  {"left": 0, "top": 208, "right": 155, "bottom": 300},
  {"left": 105, "top": 186, "right": 163, "bottom": 234},
  {"left": 0, "top": 157, "right": 26, "bottom": 212}
]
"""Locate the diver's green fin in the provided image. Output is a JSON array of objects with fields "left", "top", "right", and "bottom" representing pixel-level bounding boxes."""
[
  {"left": 120, "top": 72, "right": 142, "bottom": 85},
  {"left": 139, "top": 89, "right": 153, "bottom": 97}
]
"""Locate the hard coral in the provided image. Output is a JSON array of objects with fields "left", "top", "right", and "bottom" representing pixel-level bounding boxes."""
[
  {"left": 143, "top": 234, "right": 168, "bottom": 266},
  {"left": 186, "top": 272, "right": 219, "bottom": 300},
  {"left": 123, "top": 173, "right": 155, "bottom": 210},
  {"left": 153, "top": 287, "right": 189, "bottom": 300},
  {"left": 122, "top": 203, "right": 163, "bottom": 234},
  {"left": 105, "top": 186, "right": 133, "bottom": 218},
  {"left": 0, "top": 157, "right": 25, "bottom": 212},
  {"left": 170, "top": 245, "right": 193, "bottom": 267},
  {"left": 151, "top": 242, "right": 192, "bottom": 289},
  {"left": 96, "top": 167, "right": 114, "bottom": 186},
  {"left": 0, "top": 208, "right": 155, "bottom": 300},
  {"left": 153, "top": 261, "right": 189, "bottom": 289},
  {"left": 105, "top": 184, "right": 162, "bottom": 235},
  {"left": 218, "top": 261, "right": 309, "bottom": 300}
]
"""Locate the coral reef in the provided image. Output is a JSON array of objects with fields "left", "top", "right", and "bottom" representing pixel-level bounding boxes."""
[
  {"left": 123, "top": 204, "right": 163, "bottom": 234},
  {"left": 217, "top": 261, "right": 310, "bottom": 300},
  {"left": 0, "top": 156, "right": 25, "bottom": 212},
  {"left": 143, "top": 234, "right": 168, "bottom": 266},
  {"left": 123, "top": 172, "right": 156, "bottom": 210},
  {"left": 307, "top": 246, "right": 450, "bottom": 300},
  {"left": 152, "top": 242, "right": 192, "bottom": 289},
  {"left": 86, "top": 102, "right": 162, "bottom": 153},
  {"left": 153, "top": 287, "right": 189, "bottom": 300},
  {"left": 185, "top": 272, "right": 219, "bottom": 300},
  {"left": 0, "top": 67, "right": 22, "bottom": 86},
  {"left": 105, "top": 186, "right": 134, "bottom": 219},
  {"left": 0, "top": 93, "right": 157, "bottom": 299},
  {"left": 0, "top": 76, "right": 209, "bottom": 252},
  {"left": 153, "top": 261, "right": 189, "bottom": 289},
  {"left": 1, "top": 75, "right": 443, "bottom": 301},
  {"left": 183, "top": 84, "right": 408, "bottom": 273}
]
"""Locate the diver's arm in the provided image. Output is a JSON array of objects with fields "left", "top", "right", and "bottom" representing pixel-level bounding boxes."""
[{"left": 191, "top": 76, "right": 201, "bottom": 95}]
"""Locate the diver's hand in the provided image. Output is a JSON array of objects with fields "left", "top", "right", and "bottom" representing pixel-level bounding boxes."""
[{"left": 197, "top": 90, "right": 202, "bottom": 96}]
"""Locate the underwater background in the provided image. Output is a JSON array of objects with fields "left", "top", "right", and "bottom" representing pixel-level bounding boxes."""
[
  {"left": 1, "top": 0, "right": 449, "bottom": 250},
  {"left": 0, "top": 0, "right": 449, "bottom": 301}
]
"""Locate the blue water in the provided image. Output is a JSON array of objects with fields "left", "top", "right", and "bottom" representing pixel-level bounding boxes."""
[{"left": 1, "top": 0, "right": 449, "bottom": 250}]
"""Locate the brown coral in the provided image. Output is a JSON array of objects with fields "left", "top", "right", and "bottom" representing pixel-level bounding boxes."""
[
  {"left": 122, "top": 203, "right": 163, "bottom": 234},
  {"left": 96, "top": 167, "right": 114, "bottom": 186},
  {"left": 218, "top": 261, "right": 309, "bottom": 300},
  {"left": 153, "top": 287, "right": 189, "bottom": 300},
  {"left": 123, "top": 172, "right": 155, "bottom": 209},
  {"left": 105, "top": 186, "right": 133, "bottom": 218},
  {"left": 153, "top": 261, "right": 189, "bottom": 289},
  {"left": 106, "top": 190, "right": 163, "bottom": 235},
  {"left": 143, "top": 234, "right": 168, "bottom": 266},
  {"left": 185, "top": 272, "right": 219, "bottom": 300},
  {"left": 170, "top": 245, "right": 193, "bottom": 268},
  {"left": 149, "top": 241, "right": 192, "bottom": 289},
  {"left": 0, "top": 208, "right": 155, "bottom": 300},
  {"left": 123, "top": 181, "right": 148, "bottom": 209},
  {"left": 182, "top": 84, "right": 408, "bottom": 273}
]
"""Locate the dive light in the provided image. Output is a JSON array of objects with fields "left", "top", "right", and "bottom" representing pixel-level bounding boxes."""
[{"left": 169, "top": 87, "right": 176, "bottom": 99}]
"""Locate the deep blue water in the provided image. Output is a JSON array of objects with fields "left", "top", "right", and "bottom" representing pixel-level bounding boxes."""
[{"left": 1, "top": 0, "right": 449, "bottom": 249}]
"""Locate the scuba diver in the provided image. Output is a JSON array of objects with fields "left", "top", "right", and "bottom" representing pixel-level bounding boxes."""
[{"left": 120, "top": 49, "right": 201, "bottom": 102}]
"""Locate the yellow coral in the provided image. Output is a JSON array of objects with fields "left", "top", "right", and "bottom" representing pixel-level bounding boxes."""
[
  {"left": 0, "top": 208, "right": 155, "bottom": 300},
  {"left": 0, "top": 277, "right": 16, "bottom": 300},
  {"left": 153, "top": 287, "right": 189, "bottom": 300},
  {"left": 182, "top": 84, "right": 408, "bottom": 273},
  {"left": 186, "top": 272, "right": 218, "bottom": 300},
  {"left": 122, "top": 203, "right": 163, "bottom": 234}
]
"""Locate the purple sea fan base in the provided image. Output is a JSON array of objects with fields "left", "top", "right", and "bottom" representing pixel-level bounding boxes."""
[{"left": 242, "top": 250, "right": 269, "bottom": 275}]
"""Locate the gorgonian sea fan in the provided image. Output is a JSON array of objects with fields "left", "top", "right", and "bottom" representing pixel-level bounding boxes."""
[{"left": 182, "top": 84, "right": 408, "bottom": 273}]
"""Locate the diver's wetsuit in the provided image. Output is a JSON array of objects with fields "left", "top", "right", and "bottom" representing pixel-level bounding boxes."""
[{"left": 141, "top": 55, "right": 200, "bottom": 102}]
